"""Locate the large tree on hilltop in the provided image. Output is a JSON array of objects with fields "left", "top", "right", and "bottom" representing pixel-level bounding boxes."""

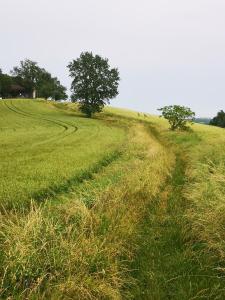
[
  {"left": 68, "top": 52, "right": 120, "bottom": 117},
  {"left": 11, "top": 59, "right": 41, "bottom": 98},
  {"left": 11, "top": 59, "right": 67, "bottom": 100}
]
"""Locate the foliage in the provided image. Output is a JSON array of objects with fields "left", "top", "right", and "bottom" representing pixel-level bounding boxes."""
[
  {"left": 0, "top": 59, "right": 68, "bottom": 100},
  {"left": 0, "top": 73, "right": 13, "bottom": 98},
  {"left": 209, "top": 110, "right": 225, "bottom": 127},
  {"left": 36, "top": 70, "right": 67, "bottom": 100},
  {"left": 158, "top": 105, "right": 195, "bottom": 130},
  {"left": 68, "top": 52, "right": 120, "bottom": 117},
  {"left": 11, "top": 59, "right": 41, "bottom": 97}
]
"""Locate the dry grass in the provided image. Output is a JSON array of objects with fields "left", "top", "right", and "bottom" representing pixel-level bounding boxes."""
[
  {"left": 3, "top": 101, "right": 225, "bottom": 299},
  {"left": 0, "top": 121, "right": 174, "bottom": 299},
  {"left": 184, "top": 125, "right": 225, "bottom": 261}
]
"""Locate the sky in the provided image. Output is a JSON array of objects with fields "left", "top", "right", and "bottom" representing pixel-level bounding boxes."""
[{"left": 1, "top": 0, "right": 225, "bottom": 117}]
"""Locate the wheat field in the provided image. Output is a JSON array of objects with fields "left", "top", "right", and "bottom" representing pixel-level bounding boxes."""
[{"left": 1, "top": 99, "right": 225, "bottom": 299}]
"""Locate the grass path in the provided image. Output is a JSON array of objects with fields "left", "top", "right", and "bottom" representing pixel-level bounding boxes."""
[{"left": 130, "top": 147, "right": 225, "bottom": 299}]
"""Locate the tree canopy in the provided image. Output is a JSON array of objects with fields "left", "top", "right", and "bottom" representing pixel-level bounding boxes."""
[
  {"left": 158, "top": 105, "right": 195, "bottom": 130},
  {"left": 11, "top": 59, "right": 40, "bottom": 98},
  {"left": 209, "top": 110, "right": 225, "bottom": 128},
  {"left": 1, "top": 59, "right": 68, "bottom": 100},
  {"left": 68, "top": 52, "right": 120, "bottom": 117}
]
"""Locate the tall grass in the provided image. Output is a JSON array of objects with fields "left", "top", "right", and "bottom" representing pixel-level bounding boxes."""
[
  {"left": 105, "top": 112, "right": 225, "bottom": 298},
  {"left": 184, "top": 125, "right": 225, "bottom": 261},
  {"left": 0, "top": 119, "right": 174, "bottom": 298},
  {"left": 2, "top": 101, "right": 225, "bottom": 298}
]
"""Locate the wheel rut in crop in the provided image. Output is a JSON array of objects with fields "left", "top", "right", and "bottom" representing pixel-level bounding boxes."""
[
  {"left": 31, "top": 149, "right": 123, "bottom": 205},
  {"left": 3, "top": 100, "right": 78, "bottom": 145},
  {"left": 129, "top": 152, "right": 186, "bottom": 299}
]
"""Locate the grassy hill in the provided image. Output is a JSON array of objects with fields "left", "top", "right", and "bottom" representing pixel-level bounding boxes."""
[
  {"left": 0, "top": 99, "right": 125, "bottom": 209},
  {"left": 1, "top": 99, "right": 225, "bottom": 299}
]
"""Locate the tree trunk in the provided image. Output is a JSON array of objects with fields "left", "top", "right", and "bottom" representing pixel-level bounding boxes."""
[{"left": 32, "top": 89, "right": 36, "bottom": 99}]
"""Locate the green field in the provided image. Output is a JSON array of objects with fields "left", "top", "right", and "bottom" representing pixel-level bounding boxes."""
[
  {"left": 0, "top": 99, "right": 125, "bottom": 209},
  {"left": 1, "top": 99, "right": 225, "bottom": 299}
]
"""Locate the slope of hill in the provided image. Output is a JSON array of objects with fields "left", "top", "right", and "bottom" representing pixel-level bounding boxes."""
[
  {"left": 1, "top": 100, "right": 225, "bottom": 299},
  {"left": 0, "top": 99, "right": 125, "bottom": 209}
]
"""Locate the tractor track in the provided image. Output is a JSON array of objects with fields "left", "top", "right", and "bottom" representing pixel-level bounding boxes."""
[{"left": 3, "top": 100, "right": 78, "bottom": 145}]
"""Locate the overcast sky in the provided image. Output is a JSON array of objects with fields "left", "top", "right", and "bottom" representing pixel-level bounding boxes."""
[{"left": 1, "top": 0, "right": 225, "bottom": 117}]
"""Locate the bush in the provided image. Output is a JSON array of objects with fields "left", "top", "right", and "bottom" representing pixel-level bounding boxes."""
[{"left": 158, "top": 105, "right": 195, "bottom": 130}]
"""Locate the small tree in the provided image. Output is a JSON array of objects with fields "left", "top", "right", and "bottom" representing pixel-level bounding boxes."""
[
  {"left": 158, "top": 105, "right": 195, "bottom": 130},
  {"left": 68, "top": 52, "right": 120, "bottom": 117}
]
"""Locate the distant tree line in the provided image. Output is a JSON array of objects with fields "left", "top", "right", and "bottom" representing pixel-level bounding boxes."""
[
  {"left": 194, "top": 118, "right": 211, "bottom": 125},
  {"left": 0, "top": 59, "right": 67, "bottom": 100}
]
